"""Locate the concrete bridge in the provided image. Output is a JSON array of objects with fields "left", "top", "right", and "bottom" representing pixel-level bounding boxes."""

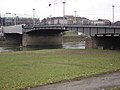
[
  {"left": 64, "top": 25, "right": 120, "bottom": 49},
  {"left": 0, "top": 25, "right": 67, "bottom": 48},
  {"left": 1, "top": 25, "right": 120, "bottom": 49}
]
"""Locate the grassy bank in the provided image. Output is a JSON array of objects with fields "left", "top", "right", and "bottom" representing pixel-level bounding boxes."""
[
  {"left": 63, "top": 36, "right": 85, "bottom": 42},
  {"left": 63, "top": 31, "right": 85, "bottom": 42},
  {"left": 0, "top": 49, "right": 120, "bottom": 90}
]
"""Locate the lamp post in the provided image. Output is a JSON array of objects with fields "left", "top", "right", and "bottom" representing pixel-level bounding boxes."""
[
  {"left": 112, "top": 5, "right": 115, "bottom": 23},
  {"left": 33, "top": 8, "right": 35, "bottom": 26},
  {"left": 14, "top": 14, "right": 16, "bottom": 25},
  {"left": 74, "top": 10, "right": 77, "bottom": 24},
  {"left": 50, "top": 15, "right": 52, "bottom": 24},
  {"left": 63, "top": 1, "right": 66, "bottom": 26}
]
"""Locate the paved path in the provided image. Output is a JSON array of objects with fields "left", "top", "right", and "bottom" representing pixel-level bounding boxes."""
[{"left": 27, "top": 71, "right": 120, "bottom": 90}]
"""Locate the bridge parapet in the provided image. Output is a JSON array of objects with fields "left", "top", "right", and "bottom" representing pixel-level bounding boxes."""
[
  {"left": 23, "top": 25, "right": 120, "bottom": 36},
  {"left": 1, "top": 25, "right": 120, "bottom": 36},
  {"left": 2, "top": 24, "right": 24, "bottom": 34},
  {"left": 23, "top": 25, "right": 67, "bottom": 33},
  {"left": 64, "top": 25, "right": 120, "bottom": 36}
]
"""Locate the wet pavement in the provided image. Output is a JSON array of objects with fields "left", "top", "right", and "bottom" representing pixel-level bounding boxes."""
[{"left": 26, "top": 71, "right": 120, "bottom": 90}]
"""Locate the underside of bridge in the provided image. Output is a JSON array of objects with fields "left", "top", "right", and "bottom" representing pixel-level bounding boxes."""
[
  {"left": 22, "top": 30, "right": 63, "bottom": 49},
  {"left": 4, "top": 33, "right": 22, "bottom": 46},
  {"left": 86, "top": 34, "right": 120, "bottom": 49}
]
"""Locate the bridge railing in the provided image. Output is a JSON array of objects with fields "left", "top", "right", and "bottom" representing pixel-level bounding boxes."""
[
  {"left": 64, "top": 25, "right": 120, "bottom": 36},
  {"left": 23, "top": 25, "right": 120, "bottom": 36},
  {"left": 23, "top": 25, "right": 67, "bottom": 33},
  {"left": 34, "top": 25, "right": 65, "bottom": 30}
]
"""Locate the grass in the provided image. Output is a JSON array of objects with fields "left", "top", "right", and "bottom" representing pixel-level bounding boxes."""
[
  {"left": 0, "top": 49, "right": 120, "bottom": 90},
  {"left": 63, "top": 31, "right": 78, "bottom": 36}
]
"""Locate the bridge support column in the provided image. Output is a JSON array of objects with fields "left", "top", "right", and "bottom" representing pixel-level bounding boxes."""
[
  {"left": 4, "top": 33, "right": 22, "bottom": 46},
  {"left": 85, "top": 36, "right": 98, "bottom": 49},
  {"left": 22, "top": 32, "right": 63, "bottom": 49},
  {"left": 22, "top": 33, "right": 27, "bottom": 47},
  {"left": 85, "top": 37, "right": 93, "bottom": 49}
]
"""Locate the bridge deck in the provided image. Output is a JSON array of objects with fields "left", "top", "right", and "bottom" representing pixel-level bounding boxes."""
[
  {"left": 32, "top": 25, "right": 120, "bottom": 36},
  {"left": 1, "top": 25, "right": 120, "bottom": 36}
]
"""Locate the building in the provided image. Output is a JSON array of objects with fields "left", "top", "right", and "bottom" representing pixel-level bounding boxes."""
[
  {"left": 76, "top": 17, "right": 90, "bottom": 25},
  {"left": 41, "top": 15, "right": 90, "bottom": 25},
  {"left": 40, "top": 16, "right": 111, "bottom": 26},
  {"left": 0, "top": 16, "right": 40, "bottom": 27},
  {"left": 90, "top": 19, "right": 111, "bottom": 26},
  {"left": 113, "top": 21, "right": 120, "bottom": 26},
  {"left": 41, "top": 17, "right": 68, "bottom": 25}
]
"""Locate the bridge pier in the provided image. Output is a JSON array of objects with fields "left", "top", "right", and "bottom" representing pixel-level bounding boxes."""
[
  {"left": 4, "top": 33, "right": 22, "bottom": 46},
  {"left": 86, "top": 35, "right": 120, "bottom": 49},
  {"left": 22, "top": 30, "right": 63, "bottom": 49},
  {"left": 85, "top": 37, "right": 93, "bottom": 49}
]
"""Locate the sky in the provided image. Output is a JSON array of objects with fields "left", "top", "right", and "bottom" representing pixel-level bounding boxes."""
[{"left": 0, "top": 0, "right": 120, "bottom": 22}]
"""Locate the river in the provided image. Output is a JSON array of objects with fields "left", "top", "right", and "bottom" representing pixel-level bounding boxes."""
[
  {"left": 0, "top": 41, "right": 85, "bottom": 52},
  {"left": 63, "top": 41, "right": 85, "bottom": 49}
]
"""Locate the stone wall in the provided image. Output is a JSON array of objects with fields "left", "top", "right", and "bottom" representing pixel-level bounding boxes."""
[{"left": 85, "top": 37, "right": 93, "bottom": 49}]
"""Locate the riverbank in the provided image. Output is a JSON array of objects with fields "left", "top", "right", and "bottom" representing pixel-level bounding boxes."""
[
  {"left": 63, "top": 31, "right": 85, "bottom": 42},
  {"left": 0, "top": 49, "right": 120, "bottom": 90},
  {"left": 63, "top": 35, "right": 85, "bottom": 42}
]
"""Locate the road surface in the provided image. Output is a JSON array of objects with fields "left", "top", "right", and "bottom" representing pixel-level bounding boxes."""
[{"left": 25, "top": 71, "right": 120, "bottom": 90}]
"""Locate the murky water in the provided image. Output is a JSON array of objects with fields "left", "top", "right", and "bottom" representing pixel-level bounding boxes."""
[
  {"left": 0, "top": 42, "right": 85, "bottom": 52},
  {"left": 63, "top": 41, "right": 85, "bottom": 49},
  {"left": 0, "top": 47, "right": 21, "bottom": 52}
]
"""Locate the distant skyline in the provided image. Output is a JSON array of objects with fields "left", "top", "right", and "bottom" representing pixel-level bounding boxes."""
[{"left": 0, "top": 0, "right": 120, "bottom": 22}]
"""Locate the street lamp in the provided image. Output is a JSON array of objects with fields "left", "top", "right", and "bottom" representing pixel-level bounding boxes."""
[
  {"left": 74, "top": 10, "right": 77, "bottom": 24},
  {"left": 50, "top": 15, "right": 52, "bottom": 24},
  {"left": 33, "top": 8, "right": 35, "bottom": 26},
  {"left": 14, "top": 14, "right": 16, "bottom": 25},
  {"left": 63, "top": 1, "right": 66, "bottom": 26},
  {"left": 112, "top": 5, "right": 115, "bottom": 23}
]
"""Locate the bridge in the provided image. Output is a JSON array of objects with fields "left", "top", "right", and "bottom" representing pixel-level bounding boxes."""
[{"left": 1, "top": 25, "right": 120, "bottom": 49}]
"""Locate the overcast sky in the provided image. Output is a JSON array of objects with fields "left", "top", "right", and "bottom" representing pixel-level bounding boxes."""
[{"left": 0, "top": 0, "right": 120, "bottom": 22}]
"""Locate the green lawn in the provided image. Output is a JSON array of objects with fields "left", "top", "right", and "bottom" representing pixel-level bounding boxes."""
[{"left": 0, "top": 49, "right": 120, "bottom": 90}]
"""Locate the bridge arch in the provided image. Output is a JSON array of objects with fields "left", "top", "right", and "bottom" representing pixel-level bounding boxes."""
[{"left": 22, "top": 28, "right": 67, "bottom": 48}]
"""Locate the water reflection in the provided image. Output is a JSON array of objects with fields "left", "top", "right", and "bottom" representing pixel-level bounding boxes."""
[
  {"left": 63, "top": 41, "right": 85, "bottom": 49},
  {"left": 0, "top": 46, "right": 21, "bottom": 52},
  {"left": 0, "top": 42, "right": 85, "bottom": 52},
  {"left": 0, "top": 47, "right": 11, "bottom": 52}
]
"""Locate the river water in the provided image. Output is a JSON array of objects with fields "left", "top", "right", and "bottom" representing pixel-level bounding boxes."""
[
  {"left": 63, "top": 41, "right": 85, "bottom": 49},
  {"left": 0, "top": 41, "right": 85, "bottom": 52}
]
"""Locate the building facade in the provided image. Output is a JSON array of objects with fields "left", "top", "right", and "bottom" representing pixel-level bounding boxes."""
[
  {"left": 41, "top": 15, "right": 90, "bottom": 25},
  {"left": 0, "top": 16, "right": 40, "bottom": 27},
  {"left": 90, "top": 19, "right": 111, "bottom": 26}
]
